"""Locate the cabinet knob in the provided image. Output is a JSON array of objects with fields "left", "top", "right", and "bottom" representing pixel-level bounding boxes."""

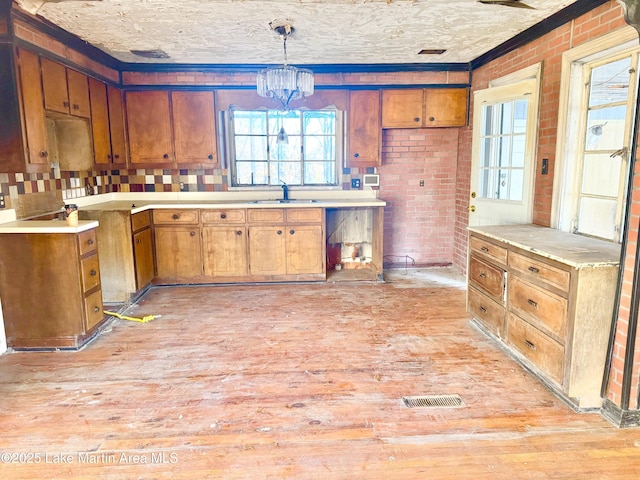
[
  {"left": 87, "top": 239, "right": 94, "bottom": 245},
  {"left": 525, "top": 340, "right": 536, "bottom": 350},
  {"left": 236, "top": 230, "right": 242, "bottom": 236},
  {"left": 163, "top": 153, "right": 169, "bottom": 159},
  {"left": 90, "top": 269, "right": 97, "bottom": 276},
  {"left": 39, "top": 151, "right": 48, "bottom": 158},
  {"left": 208, "top": 154, "right": 214, "bottom": 160},
  {"left": 289, "top": 229, "right": 295, "bottom": 235},
  {"left": 414, "top": 117, "right": 420, "bottom": 122},
  {"left": 429, "top": 116, "right": 435, "bottom": 122},
  {"left": 527, "top": 299, "right": 538, "bottom": 308},
  {"left": 353, "top": 153, "right": 360, "bottom": 158},
  {"left": 277, "top": 230, "right": 283, "bottom": 235},
  {"left": 107, "top": 154, "right": 112, "bottom": 160},
  {"left": 528, "top": 266, "right": 540, "bottom": 274},
  {"left": 63, "top": 101, "right": 70, "bottom": 108},
  {"left": 190, "top": 231, "right": 196, "bottom": 237},
  {"left": 114, "top": 154, "right": 120, "bottom": 159},
  {"left": 172, "top": 214, "right": 179, "bottom": 220},
  {"left": 220, "top": 214, "right": 227, "bottom": 219},
  {"left": 94, "top": 306, "right": 100, "bottom": 313},
  {"left": 73, "top": 104, "right": 80, "bottom": 110},
  {"left": 136, "top": 238, "right": 141, "bottom": 244}
]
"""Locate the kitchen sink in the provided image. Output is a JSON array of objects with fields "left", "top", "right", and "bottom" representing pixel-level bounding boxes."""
[{"left": 250, "top": 199, "right": 319, "bottom": 204}]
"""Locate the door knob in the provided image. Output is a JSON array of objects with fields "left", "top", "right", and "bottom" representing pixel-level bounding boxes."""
[{"left": 468, "top": 205, "right": 476, "bottom": 212}]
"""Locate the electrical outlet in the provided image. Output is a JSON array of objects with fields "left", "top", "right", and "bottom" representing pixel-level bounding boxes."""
[
  {"left": 0, "top": 194, "right": 5, "bottom": 208},
  {"left": 419, "top": 179, "right": 425, "bottom": 187},
  {"left": 180, "top": 182, "right": 186, "bottom": 191},
  {"left": 351, "top": 178, "right": 361, "bottom": 189}
]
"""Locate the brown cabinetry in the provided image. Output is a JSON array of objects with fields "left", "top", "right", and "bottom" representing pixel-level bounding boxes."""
[
  {"left": 131, "top": 211, "right": 154, "bottom": 290},
  {"left": 0, "top": 228, "right": 105, "bottom": 349},
  {"left": 126, "top": 90, "right": 173, "bottom": 165},
  {"left": 153, "top": 209, "right": 202, "bottom": 278},
  {"left": 381, "top": 88, "right": 468, "bottom": 128},
  {"left": 347, "top": 90, "right": 381, "bottom": 167},
  {"left": 89, "top": 78, "right": 127, "bottom": 167},
  {"left": 202, "top": 209, "right": 248, "bottom": 277},
  {"left": 41, "top": 57, "right": 90, "bottom": 118},
  {"left": 467, "top": 225, "right": 620, "bottom": 409},
  {"left": 172, "top": 91, "right": 217, "bottom": 165}
]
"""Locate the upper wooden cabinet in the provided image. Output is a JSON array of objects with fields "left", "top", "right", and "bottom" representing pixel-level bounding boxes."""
[
  {"left": 126, "top": 90, "right": 218, "bottom": 167},
  {"left": 41, "top": 57, "right": 90, "bottom": 118},
  {"left": 381, "top": 88, "right": 468, "bottom": 128},
  {"left": 347, "top": 90, "right": 381, "bottom": 168},
  {"left": 89, "top": 78, "right": 128, "bottom": 168}
]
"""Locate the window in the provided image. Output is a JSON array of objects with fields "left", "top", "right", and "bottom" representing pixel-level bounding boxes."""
[{"left": 228, "top": 108, "right": 340, "bottom": 187}]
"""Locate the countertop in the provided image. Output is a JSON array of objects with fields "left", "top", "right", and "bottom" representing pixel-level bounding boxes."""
[{"left": 468, "top": 224, "right": 621, "bottom": 268}]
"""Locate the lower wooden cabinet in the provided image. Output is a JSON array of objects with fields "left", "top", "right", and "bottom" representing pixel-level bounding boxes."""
[
  {"left": 467, "top": 225, "right": 620, "bottom": 410},
  {"left": 286, "top": 225, "right": 324, "bottom": 274},
  {"left": 155, "top": 226, "right": 202, "bottom": 278},
  {"left": 132, "top": 216, "right": 154, "bottom": 290},
  {"left": 0, "top": 228, "right": 106, "bottom": 349},
  {"left": 248, "top": 225, "right": 288, "bottom": 276},
  {"left": 202, "top": 226, "right": 248, "bottom": 276}
]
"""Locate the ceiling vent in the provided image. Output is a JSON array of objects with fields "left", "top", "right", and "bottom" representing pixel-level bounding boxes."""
[
  {"left": 418, "top": 49, "right": 446, "bottom": 55},
  {"left": 477, "top": 0, "right": 535, "bottom": 9},
  {"left": 130, "top": 49, "right": 170, "bottom": 59}
]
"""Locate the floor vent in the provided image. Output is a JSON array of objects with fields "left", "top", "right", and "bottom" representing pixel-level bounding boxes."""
[{"left": 402, "top": 395, "right": 465, "bottom": 409}]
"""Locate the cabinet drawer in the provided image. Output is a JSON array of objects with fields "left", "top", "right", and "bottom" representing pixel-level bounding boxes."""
[
  {"left": 201, "top": 209, "right": 246, "bottom": 224},
  {"left": 507, "top": 313, "right": 564, "bottom": 385},
  {"left": 131, "top": 211, "right": 151, "bottom": 232},
  {"left": 78, "top": 229, "right": 97, "bottom": 256},
  {"left": 83, "top": 289, "right": 104, "bottom": 332},
  {"left": 469, "top": 255, "right": 505, "bottom": 301},
  {"left": 470, "top": 235, "right": 507, "bottom": 264},
  {"left": 509, "top": 251, "right": 570, "bottom": 292},
  {"left": 508, "top": 275, "right": 567, "bottom": 341},
  {"left": 248, "top": 208, "right": 284, "bottom": 224},
  {"left": 468, "top": 286, "right": 506, "bottom": 338},
  {"left": 286, "top": 208, "right": 323, "bottom": 224},
  {"left": 153, "top": 209, "right": 199, "bottom": 224},
  {"left": 80, "top": 254, "right": 101, "bottom": 293}
]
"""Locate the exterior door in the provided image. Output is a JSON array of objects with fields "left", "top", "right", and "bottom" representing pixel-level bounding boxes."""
[{"left": 469, "top": 79, "right": 538, "bottom": 226}]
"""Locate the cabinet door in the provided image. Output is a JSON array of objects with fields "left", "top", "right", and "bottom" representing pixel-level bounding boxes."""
[
  {"left": 424, "top": 88, "right": 468, "bottom": 127},
  {"left": 126, "top": 90, "right": 173, "bottom": 165},
  {"left": 107, "top": 85, "right": 127, "bottom": 166},
  {"left": 88, "top": 78, "right": 112, "bottom": 166},
  {"left": 249, "top": 226, "right": 287, "bottom": 276},
  {"left": 154, "top": 226, "right": 202, "bottom": 278},
  {"left": 286, "top": 225, "right": 324, "bottom": 274},
  {"left": 203, "top": 226, "right": 248, "bottom": 276},
  {"left": 381, "top": 89, "right": 424, "bottom": 128},
  {"left": 347, "top": 90, "right": 381, "bottom": 167},
  {"left": 40, "top": 57, "right": 69, "bottom": 114},
  {"left": 16, "top": 48, "right": 49, "bottom": 172},
  {"left": 66, "top": 69, "right": 90, "bottom": 118},
  {"left": 133, "top": 228, "right": 155, "bottom": 289},
  {"left": 172, "top": 91, "right": 217, "bottom": 165}
]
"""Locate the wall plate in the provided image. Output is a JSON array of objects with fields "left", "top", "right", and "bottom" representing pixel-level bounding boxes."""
[{"left": 362, "top": 174, "right": 380, "bottom": 187}]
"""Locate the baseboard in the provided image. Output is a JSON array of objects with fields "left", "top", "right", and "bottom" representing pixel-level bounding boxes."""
[{"left": 601, "top": 398, "right": 640, "bottom": 428}]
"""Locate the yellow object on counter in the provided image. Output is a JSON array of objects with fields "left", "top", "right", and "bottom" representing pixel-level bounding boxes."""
[{"left": 104, "top": 310, "right": 161, "bottom": 323}]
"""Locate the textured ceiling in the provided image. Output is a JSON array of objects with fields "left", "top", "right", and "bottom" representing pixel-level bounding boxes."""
[{"left": 15, "top": 0, "right": 582, "bottom": 65}]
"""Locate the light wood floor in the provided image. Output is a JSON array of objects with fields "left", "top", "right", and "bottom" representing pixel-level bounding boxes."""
[{"left": 1, "top": 268, "right": 640, "bottom": 479}]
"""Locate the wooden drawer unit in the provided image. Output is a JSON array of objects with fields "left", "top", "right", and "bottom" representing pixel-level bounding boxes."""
[
  {"left": 202, "top": 209, "right": 246, "bottom": 224},
  {"left": 153, "top": 209, "right": 199, "bottom": 224},
  {"left": 84, "top": 289, "right": 105, "bottom": 331},
  {"left": 286, "top": 208, "right": 323, "bottom": 223},
  {"left": 469, "top": 255, "right": 505, "bottom": 301},
  {"left": 468, "top": 286, "right": 505, "bottom": 338},
  {"left": 468, "top": 225, "right": 620, "bottom": 410},
  {"left": 508, "top": 275, "right": 567, "bottom": 341},
  {"left": 131, "top": 210, "right": 151, "bottom": 232},
  {"left": 509, "top": 251, "right": 570, "bottom": 292},
  {"left": 80, "top": 254, "right": 101, "bottom": 292},
  {"left": 78, "top": 228, "right": 98, "bottom": 256},
  {"left": 248, "top": 208, "right": 285, "bottom": 224},
  {"left": 470, "top": 235, "right": 507, "bottom": 265},
  {"left": 507, "top": 313, "right": 564, "bottom": 385}
]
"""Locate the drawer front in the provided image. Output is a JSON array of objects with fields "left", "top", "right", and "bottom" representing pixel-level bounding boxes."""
[
  {"left": 470, "top": 235, "right": 507, "bottom": 264},
  {"left": 469, "top": 255, "right": 505, "bottom": 301},
  {"left": 248, "top": 208, "right": 284, "bottom": 224},
  {"left": 153, "top": 209, "right": 199, "bottom": 224},
  {"left": 78, "top": 229, "right": 97, "bottom": 256},
  {"left": 468, "top": 286, "right": 506, "bottom": 338},
  {"left": 507, "top": 313, "right": 564, "bottom": 385},
  {"left": 131, "top": 211, "right": 151, "bottom": 232},
  {"left": 201, "top": 209, "right": 246, "bottom": 224},
  {"left": 83, "top": 289, "right": 104, "bottom": 332},
  {"left": 286, "top": 208, "right": 323, "bottom": 224},
  {"left": 80, "top": 254, "right": 101, "bottom": 292},
  {"left": 509, "top": 251, "right": 570, "bottom": 292},
  {"left": 508, "top": 275, "right": 567, "bottom": 341}
]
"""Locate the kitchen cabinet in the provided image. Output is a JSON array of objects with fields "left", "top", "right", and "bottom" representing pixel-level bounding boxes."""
[
  {"left": 381, "top": 88, "right": 468, "bottom": 128},
  {"left": 126, "top": 90, "right": 173, "bottom": 165},
  {"left": 41, "top": 57, "right": 90, "bottom": 118},
  {"left": 132, "top": 211, "right": 154, "bottom": 290},
  {"left": 153, "top": 209, "right": 202, "bottom": 279},
  {"left": 347, "top": 90, "right": 381, "bottom": 167},
  {"left": 467, "top": 225, "right": 620, "bottom": 409},
  {"left": 0, "top": 228, "right": 105, "bottom": 349},
  {"left": 202, "top": 209, "right": 248, "bottom": 277},
  {"left": 172, "top": 91, "right": 217, "bottom": 166},
  {"left": 89, "top": 78, "right": 127, "bottom": 168}
]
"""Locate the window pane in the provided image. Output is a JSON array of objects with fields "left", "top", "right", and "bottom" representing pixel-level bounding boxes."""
[
  {"left": 234, "top": 111, "right": 266, "bottom": 135},
  {"left": 512, "top": 135, "right": 526, "bottom": 168},
  {"left": 498, "top": 136, "right": 511, "bottom": 167},
  {"left": 498, "top": 102, "right": 512, "bottom": 135},
  {"left": 513, "top": 100, "right": 528, "bottom": 134},
  {"left": 581, "top": 153, "right": 622, "bottom": 197},
  {"left": 304, "top": 111, "right": 336, "bottom": 135},
  {"left": 585, "top": 106, "right": 626, "bottom": 151},
  {"left": 304, "top": 161, "right": 335, "bottom": 184},
  {"left": 481, "top": 137, "right": 493, "bottom": 168},
  {"left": 269, "top": 161, "right": 301, "bottom": 185},
  {"left": 305, "top": 135, "right": 335, "bottom": 161},
  {"left": 235, "top": 135, "right": 267, "bottom": 161},
  {"left": 509, "top": 169, "right": 524, "bottom": 202},
  {"left": 269, "top": 137, "right": 301, "bottom": 161},
  {"left": 589, "top": 57, "right": 631, "bottom": 107},
  {"left": 578, "top": 197, "right": 617, "bottom": 240},
  {"left": 269, "top": 110, "right": 301, "bottom": 136},
  {"left": 483, "top": 105, "right": 493, "bottom": 136},
  {"left": 236, "top": 161, "right": 268, "bottom": 185}
]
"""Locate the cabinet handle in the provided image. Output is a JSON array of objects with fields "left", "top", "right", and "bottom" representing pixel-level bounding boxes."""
[
  {"left": 163, "top": 153, "right": 169, "bottom": 159},
  {"left": 73, "top": 104, "right": 79, "bottom": 110},
  {"left": 236, "top": 230, "right": 242, "bottom": 236},
  {"left": 221, "top": 214, "right": 227, "bottom": 219},
  {"left": 481, "top": 246, "right": 489, "bottom": 252},
  {"left": 277, "top": 230, "right": 283, "bottom": 235},
  {"left": 107, "top": 154, "right": 112, "bottom": 160},
  {"left": 39, "top": 150, "right": 48, "bottom": 158},
  {"left": 527, "top": 299, "right": 538, "bottom": 308},
  {"left": 525, "top": 340, "right": 536, "bottom": 350},
  {"left": 353, "top": 152, "right": 360, "bottom": 158},
  {"left": 136, "top": 238, "right": 141, "bottom": 244},
  {"left": 172, "top": 214, "right": 180, "bottom": 220},
  {"left": 114, "top": 154, "right": 120, "bottom": 159},
  {"left": 429, "top": 116, "right": 435, "bottom": 122},
  {"left": 63, "top": 101, "right": 70, "bottom": 108},
  {"left": 528, "top": 266, "right": 540, "bottom": 273},
  {"left": 190, "top": 231, "right": 196, "bottom": 237},
  {"left": 94, "top": 306, "right": 100, "bottom": 313},
  {"left": 290, "top": 229, "right": 295, "bottom": 235},
  {"left": 208, "top": 154, "right": 213, "bottom": 160},
  {"left": 414, "top": 117, "right": 420, "bottom": 122},
  {"left": 479, "top": 272, "right": 486, "bottom": 278},
  {"left": 87, "top": 239, "right": 94, "bottom": 245},
  {"left": 479, "top": 306, "right": 487, "bottom": 313},
  {"left": 90, "top": 269, "right": 97, "bottom": 276}
]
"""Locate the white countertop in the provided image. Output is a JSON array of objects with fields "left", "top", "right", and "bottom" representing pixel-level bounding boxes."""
[{"left": 0, "top": 220, "right": 99, "bottom": 234}]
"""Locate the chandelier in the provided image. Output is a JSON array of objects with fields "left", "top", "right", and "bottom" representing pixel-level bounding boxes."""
[{"left": 256, "top": 23, "right": 314, "bottom": 111}]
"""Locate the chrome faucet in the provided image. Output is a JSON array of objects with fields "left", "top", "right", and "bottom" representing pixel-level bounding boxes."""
[{"left": 281, "top": 181, "right": 289, "bottom": 201}]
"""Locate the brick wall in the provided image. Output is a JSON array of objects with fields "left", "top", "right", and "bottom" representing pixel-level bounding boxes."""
[{"left": 378, "top": 128, "right": 459, "bottom": 267}]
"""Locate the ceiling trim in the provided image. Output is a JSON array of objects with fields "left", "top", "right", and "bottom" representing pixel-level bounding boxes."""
[
  {"left": 470, "top": 0, "right": 610, "bottom": 70},
  {"left": 121, "top": 83, "right": 471, "bottom": 92}
]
